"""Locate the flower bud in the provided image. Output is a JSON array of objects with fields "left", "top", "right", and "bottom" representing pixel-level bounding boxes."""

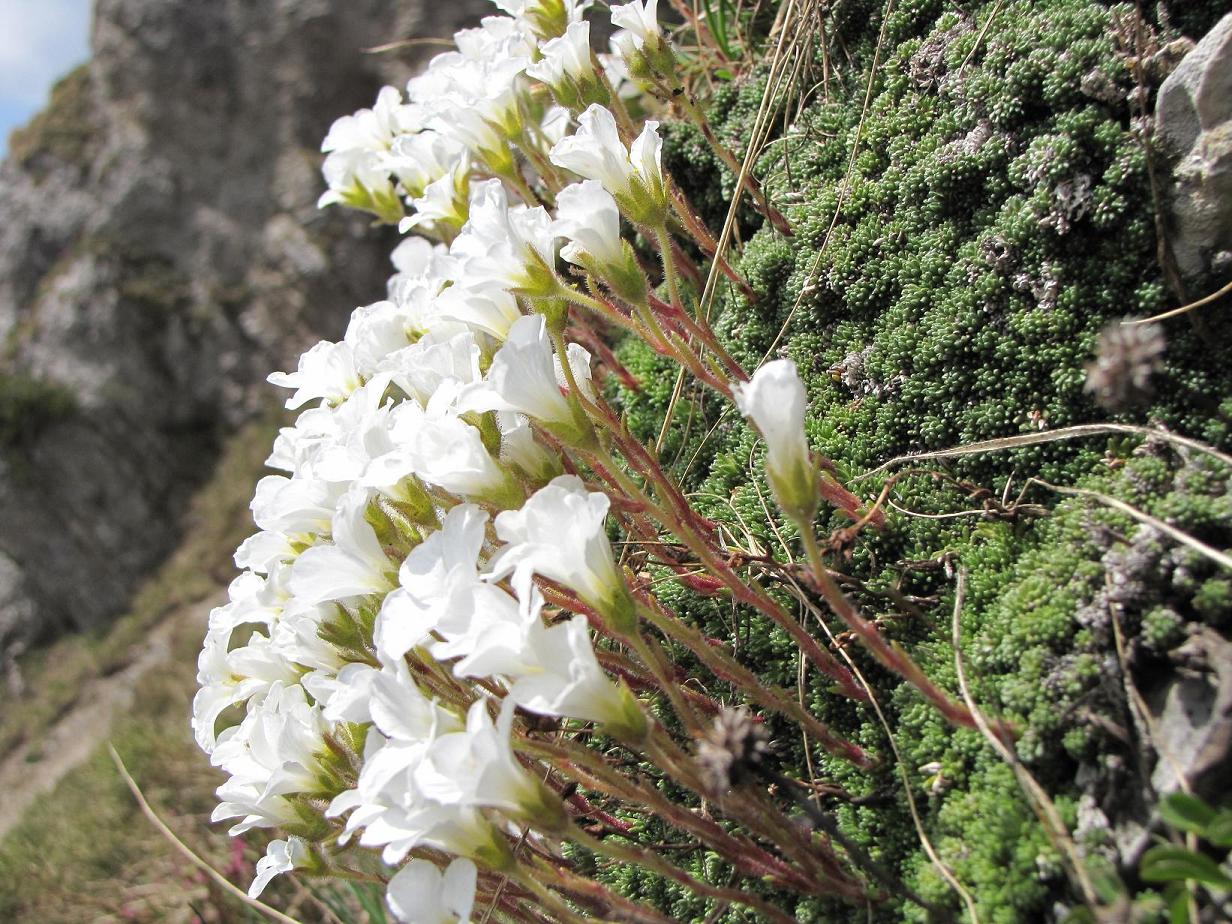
[
  {"left": 527, "top": 22, "right": 609, "bottom": 112},
  {"left": 554, "top": 180, "right": 649, "bottom": 304},
  {"left": 732, "top": 359, "right": 819, "bottom": 523},
  {"left": 549, "top": 105, "right": 668, "bottom": 226}
]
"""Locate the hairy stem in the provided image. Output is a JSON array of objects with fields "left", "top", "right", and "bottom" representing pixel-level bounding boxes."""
[
  {"left": 570, "top": 827, "right": 800, "bottom": 924},
  {"left": 798, "top": 526, "right": 987, "bottom": 733}
]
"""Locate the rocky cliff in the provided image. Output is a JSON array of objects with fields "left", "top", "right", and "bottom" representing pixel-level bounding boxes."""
[{"left": 0, "top": 0, "right": 487, "bottom": 658}]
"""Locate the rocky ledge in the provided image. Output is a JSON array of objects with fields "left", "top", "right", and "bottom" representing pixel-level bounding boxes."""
[{"left": 0, "top": 0, "right": 486, "bottom": 663}]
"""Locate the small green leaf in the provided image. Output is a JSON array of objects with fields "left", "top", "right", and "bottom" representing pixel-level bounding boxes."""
[
  {"left": 1206, "top": 810, "right": 1232, "bottom": 848},
  {"left": 350, "top": 882, "right": 388, "bottom": 924},
  {"left": 1141, "top": 845, "right": 1232, "bottom": 888},
  {"left": 1059, "top": 908, "right": 1095, "bottom": 924},
  {"left": 1165, "top": 882, "right": 1190, "bottom": 924},
  {"left": 1159, "top": 792, "right": 1216, "bottom": 836},
  {"left": 1086, "top": 858, "right": 1125, "bottom": 903}
]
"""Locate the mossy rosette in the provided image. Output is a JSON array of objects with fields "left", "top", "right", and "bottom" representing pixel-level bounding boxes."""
[{"left": 585, "top": 1, "right": 1232, "bottom": 921}]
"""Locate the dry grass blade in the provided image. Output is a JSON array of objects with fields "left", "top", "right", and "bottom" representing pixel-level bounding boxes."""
[
  {"left": 1123, "top": 277, "right": 1232, "bottom": 326},
  {"left": 760, "top": 0, "right": 896, "bottom": 365},
  {"left": 855, "top": 423, "right": 1232, "bottom": 482},
  {"left": 1104, "top": 574, "right": 1190, "bottom": 797},
  {"left": 107, "top": 744, "right": 306, "bottom": 924},
  {"left": 957, "top": 0, "right": 1004, "bottom": 76},
  {"left": 949, "top": 570, "right": 1099, "bottom": 910},
  {"left": 1028, "top": 479, "right": 1232, "bottom": 572},
  {"left": 362, "top": 36, "right": 456, "bottom": 53},
  {"left": 698, "top": 0, "right": 808, "bottom": 325}
]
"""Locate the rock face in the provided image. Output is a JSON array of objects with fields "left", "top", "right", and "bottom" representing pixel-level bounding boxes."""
[
  {"left": 0, "top": 0, "right": 487, "bottom": 655},
  {"left": 1156, "top": 13, "right": 1232, "bottom": 289}
]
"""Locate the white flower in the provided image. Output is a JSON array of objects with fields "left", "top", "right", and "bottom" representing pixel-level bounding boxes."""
[
  {"left": 433, "top": 582, "right": 547, "bottom": 680},
  {"left": 378, "top": 330, "right": 482, "bottom": 408},
  {"left": 488, "top": 475, "right": 636, "bottom": 631},
  {"left": 731, "top": 359, "right": 818, "bottom": 520},
  {"left": 386, "top": 857, "right": 477, "bottom": 924},
  {"left": 549, "top": 105, "right": 666, "bottom": 224},
  {"left": 327, "top": 733, "right": 510, "bottom": 868},
  {"left": 452, "top": 15, "right": 537, "bottom": 64},
  {"left": 192, "top": 624, "right": 299, "bottom": 753},
  {"left": 316, "top": 85, "right": 421, "bottom": 222},
  {"left": 410, "top": 41, "right": 528, "bottom": 176},
  {"left": 508, "top": 614, "right": 645, "bottom": 737},
  {"left": 345, "top": 300, "right": 416, "bottom": 377},
  {"left": 318, "top": 148, "right": 404, "bottom": 223},
  {"left": 210, "top": 683, "right": 332, "bottom": 835},
  {"left": 376, "top": 506, "right": 546, "bottom": 684},
  {"left": 540, "top": 104, "right": 573, "bottom": 146},
  {"left": 451, "top": 180, "right": 559, "bottom": 297},
  {"left": 249, "top": 837, "right": 311, "bottom": 899},
  {"left": 267, "top": 389, "right": 393, "bottom": 479},
  {"left": 401, "top": 154, "right": 472, "bottom": 237},
  {"left": 376, "top": 503, "right": 489, "bottom": 663},
  {"left": 610, "top": 0, "right": 661, "bottom": 51},
  {"left": 404, "top": 407, "right": 522, "bottom": 508},
  {"left": 268, "top": 340, "right": 361, "bottom": 410},
  {"left": 291, "top": 383, "right": 401, "bottom": 488},
  {"left": 497, "top": 412, "right": 563, "bottom": 483},
  {"left": 370, "top": 659, "right": 464, "bottom": 741},
  {"left": 251, "top": 475, "right": 344, "bottom": 539},
  {"left": 272, "top": 600, "right": 351, "bottom": 674},
  {"left": 555, "top": 180, "right": 623, "bottom": 268},
  {"left": 418, "top": 698, "right": 564, "bottom": 827},
  {"left": 526, "top": 21, "right": 605, "bottom": 110},
  {"left": 387, "top": 130, "right": 465, "bottom": 200},
  {"left": 552, "top": 180, "right": 649, "bottom": 303},
  {"left": 490, "top": 0, "right": 592, "bottom": 39},
  {"left": 234, "top": 529, "right": 296, "bottom": 574},
  {"left": 432, "top": 282, "right": 522, "bottom": 342},
  {"left": 322, "top": 86, "right": 417, "bottom": 154},
  {"left": 460, "top": 315, "right": 588, "bottom": 442},
  {"left": 290, "top": 488, "right": 397, "bottom": 606},
  {"left": 391, "top": 236, "right": 449, "bottom": 278},
  {"left": 549, "top": 104, "right": 627, "bottom": 193},
  {"left": 528, "top": 21, "right": 592, "bottom": 87}
]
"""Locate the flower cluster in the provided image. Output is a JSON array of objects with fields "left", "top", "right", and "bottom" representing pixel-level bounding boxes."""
[
  {"left": 194, "top": 241, "right": 648, "bottom": 908},
  {"left": 191, "top": 1, "right": 968, "bottom": 919},
  {"left": 194, "top": 3, "right": 684, "bottom": 915}
]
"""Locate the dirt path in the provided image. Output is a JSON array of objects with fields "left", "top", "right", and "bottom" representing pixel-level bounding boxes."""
[{"left": 0, "top": 595, "right": 217, "bottom": 840}]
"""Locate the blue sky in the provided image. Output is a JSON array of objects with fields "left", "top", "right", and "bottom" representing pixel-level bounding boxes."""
[{"left": 0, "top": 0, "right": 93, "bottom": 158}]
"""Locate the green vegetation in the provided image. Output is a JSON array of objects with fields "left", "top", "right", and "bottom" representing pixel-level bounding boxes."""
[
  {"left": 600, "top": 1, "right": 1232, "bottom": 920},
  {"left": 7, "top": 65, "right": 98, "bottom": 180},
  {"left": 0, "top": 629, "right": 228, "bottom": 922},
  {"left": 0, "top": 373, "right": 75, "bottom": 450}
]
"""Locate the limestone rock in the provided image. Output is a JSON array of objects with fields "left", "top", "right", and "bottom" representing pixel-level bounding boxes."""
[
  {"left": 0, "top": 0, "right": 487, "bottom": 655},
  {"left": 1155, "top": 13, "right": 1232, "bottom": 288},
  {"left": 1147, "top": 626, "right": 1232, "bottom": 801}
]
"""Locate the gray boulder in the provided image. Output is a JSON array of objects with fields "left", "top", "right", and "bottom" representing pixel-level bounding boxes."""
[{"left": 1156, "top": 13, "right": 1232, "bottom": 289}]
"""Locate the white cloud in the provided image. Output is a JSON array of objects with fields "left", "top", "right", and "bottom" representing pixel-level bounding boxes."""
[{"left": 0, "top": 0, "right": 92, "bottom": 108}]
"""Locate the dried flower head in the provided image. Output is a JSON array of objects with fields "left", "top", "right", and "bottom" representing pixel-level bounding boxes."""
[
  {"left": 696, "top": 707, "right": 771, "bottom": 794},
  {"left": 1084, "top": 320, "right": 1166, "bottom": 411}
]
